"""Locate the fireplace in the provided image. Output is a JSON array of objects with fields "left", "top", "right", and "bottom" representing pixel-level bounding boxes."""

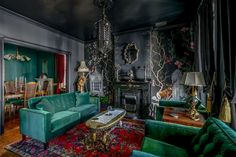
[
  {"left": 114, "top": 81, "right": 151, "bottom": 118},
  {"left": 122, "top": 91, "right": 141, "bottom": 118}
]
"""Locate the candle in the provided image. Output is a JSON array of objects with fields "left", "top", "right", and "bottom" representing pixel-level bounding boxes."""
[{"left": 15, "top": 77, "right": 17, "bottom": 90}]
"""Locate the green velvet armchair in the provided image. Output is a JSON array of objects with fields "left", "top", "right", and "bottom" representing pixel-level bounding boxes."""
[
  {"left": 156, "top": 97, "right": 208, "bottom": 121},
  {"left": 131, "top": 117, "right": 236, "bottom": 157}
]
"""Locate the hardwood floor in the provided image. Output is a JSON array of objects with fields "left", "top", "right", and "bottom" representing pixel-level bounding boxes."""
[{"left": 0, "top": 115, "right": 21, "bottom": 157}]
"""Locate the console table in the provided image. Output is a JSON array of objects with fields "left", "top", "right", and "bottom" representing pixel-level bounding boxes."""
[{"left": 163, "top": 107, "right": 205, "bottom": 127}]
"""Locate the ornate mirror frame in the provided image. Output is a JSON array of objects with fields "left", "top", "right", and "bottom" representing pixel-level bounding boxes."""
[{"left": 123, "top": 43, "right": 139, "bottom": 64}]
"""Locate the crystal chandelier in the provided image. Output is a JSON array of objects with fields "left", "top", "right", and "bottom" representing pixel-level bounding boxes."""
[
  {"left": 4, "top": 47, "right": 31, "bottom": 61},
  {"left": 95, "top": 0, "right": 112, "bottom": 57}
]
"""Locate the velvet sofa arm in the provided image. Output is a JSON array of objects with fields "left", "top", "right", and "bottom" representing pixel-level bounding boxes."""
[
  {"left": 159, "top": 100, "right": 187, "bottom": 107},
  {"left": 89, "top": 96, "right": 101, "bottom": 112},
  {"left": 20, "top": 108, "right": 52, "bottom": 143},
  {"left": 145, "top": 120, "right": 200, "bottom": 149},
  {"left": 156, "top": 100, "right": 187, "bottom": 120},
  {"left": 130, "top": 150, "right": 160, "bottom": 157}
]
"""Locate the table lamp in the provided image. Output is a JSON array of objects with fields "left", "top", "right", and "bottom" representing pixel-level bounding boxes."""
[
  {"left": 182, "top": 72, "right": 206, "bottom": 121},
  {"left": 77, "top": 61, "right": 89, "bottom": 92}
]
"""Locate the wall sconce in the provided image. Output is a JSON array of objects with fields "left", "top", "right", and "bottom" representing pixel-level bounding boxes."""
[{"left": 77, "top": 61, "right": 89, "bottom": 92}]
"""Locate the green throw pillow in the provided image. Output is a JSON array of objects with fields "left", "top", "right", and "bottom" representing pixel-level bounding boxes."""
[
  {"left": 75, "top": 92, "right": 90, "bottom": 106},
  {"left": 36, "top": 98, "right": 55, "bottom": 113}
]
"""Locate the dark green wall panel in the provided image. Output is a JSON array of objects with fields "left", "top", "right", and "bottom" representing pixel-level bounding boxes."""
[
  {"left": 37, "top": 52, "right": 56, "bottom": 80},
  {"left": 4, "top": 43, "right": 55, "bottom": 82}
]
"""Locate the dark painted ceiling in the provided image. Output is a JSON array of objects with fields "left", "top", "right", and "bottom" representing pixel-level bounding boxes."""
[{"left": 0, "top": 0, "right": 200, "bottom": 41}]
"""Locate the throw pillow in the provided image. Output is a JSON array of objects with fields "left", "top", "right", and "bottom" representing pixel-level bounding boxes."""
[
  {"left": 75, "top": 92, "right": 90, "bottom": 107},
  {"left": 36, "top": 98, "right": 55, "bottom": 114}
]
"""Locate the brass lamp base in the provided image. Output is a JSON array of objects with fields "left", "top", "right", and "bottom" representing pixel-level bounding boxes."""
[
  {"left": 188, "top": 100, "right": 200, "bottom": 121},
  {"left": 77, "top": 73, "right": 86, "bottom": 92}
]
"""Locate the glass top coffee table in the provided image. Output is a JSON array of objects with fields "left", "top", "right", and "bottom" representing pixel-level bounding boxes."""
[{"left": 85, "top": 108, "right": 126, "bottom": 151}]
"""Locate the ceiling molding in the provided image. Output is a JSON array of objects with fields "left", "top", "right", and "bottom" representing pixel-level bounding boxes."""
[{"left": 0, "top": 6, "right": 84, "bottom": 43}]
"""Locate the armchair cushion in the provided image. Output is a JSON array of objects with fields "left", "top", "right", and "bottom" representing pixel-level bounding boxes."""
[
  {"left": 142, "top": 137, "right": 188, "bottom": 157},
  {"left": 145, "top": 120, "right": 200, "bottom": 149},
  {"left": 75, "top": 92, "right": 90, "bottom": 106},
  {"left": 191, "top": 117, "right": 236, "bottom": 157}
]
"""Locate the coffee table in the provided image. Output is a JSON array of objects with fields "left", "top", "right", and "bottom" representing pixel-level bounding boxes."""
[{"left": 85, "top": 108, "right": 126, "bottom": 151}]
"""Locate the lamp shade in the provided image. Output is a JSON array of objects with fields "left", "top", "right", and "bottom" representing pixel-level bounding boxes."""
[
  {"left": 183, "top": 72, "right": 206, "bottom": 86},
  {"left": 78, "top": 61, "right": 89, "bottom": 73}
]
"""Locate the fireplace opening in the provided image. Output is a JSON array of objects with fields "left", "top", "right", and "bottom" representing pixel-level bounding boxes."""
[
  {"left": 121, "top": 91, "right": 141, "bottom": 118},
  {"left": 124, "top": 95, "right": 137, "bottom": 112}
]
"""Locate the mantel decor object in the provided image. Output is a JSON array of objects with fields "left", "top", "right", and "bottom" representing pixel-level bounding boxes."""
[
  {"left": 77, "top": 61, "right": 89, "bottom": 92},
  {"left": 182, "top": 72, "right": 206, "bottom": 121},
  {"left": 115, "top": 64, "right": 121, "bottom": 82}
]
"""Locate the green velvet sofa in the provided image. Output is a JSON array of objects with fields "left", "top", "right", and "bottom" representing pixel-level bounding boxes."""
[
  {"left": 156, "top": 98, "right": 208, "bottom": 121},
  {"left": 20, "top": 92, "right": 100, "bottom": 148},
  {"left": 131, "top": 117, "right": 236, "bottom": 157}
]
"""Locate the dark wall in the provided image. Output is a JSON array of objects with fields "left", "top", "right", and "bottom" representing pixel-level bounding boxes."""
[
  {"left": 114, "top": 31, "right": 151, "bottom": 80},
  {"left": 84, "top": 24, "right": 195, "bottom": 104},
  {"left": 4, "top": 43, "right": 55, "bottom": 82}
]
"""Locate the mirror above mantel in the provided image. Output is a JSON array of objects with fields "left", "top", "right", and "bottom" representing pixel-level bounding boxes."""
[{"left": 123, "top": 42, "right": 139, "bottom": 64}]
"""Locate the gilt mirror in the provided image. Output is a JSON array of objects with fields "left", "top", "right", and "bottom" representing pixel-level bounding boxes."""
[{"left": 123, "top": 43, "right": 139, "bottom": 64}]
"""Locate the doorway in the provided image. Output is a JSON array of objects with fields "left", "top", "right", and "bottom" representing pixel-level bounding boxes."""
[{"left": 0, "top": 39, "right": 70, "bottom": 134}]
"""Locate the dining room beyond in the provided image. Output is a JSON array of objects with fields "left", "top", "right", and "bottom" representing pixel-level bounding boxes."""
[{"left": 3, "top": 43, "right": 67, "bottom": 122}]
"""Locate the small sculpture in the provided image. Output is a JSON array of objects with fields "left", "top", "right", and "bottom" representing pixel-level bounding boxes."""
[
  {"left": 115, "top": 64, "right": 121, "bottom": 82},
  {"left": 128, "top": 69, "right": 134, "bottom": 82}
]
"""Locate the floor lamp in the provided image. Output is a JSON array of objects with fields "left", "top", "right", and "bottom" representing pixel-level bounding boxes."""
[{"left": 77, "top": 61, "right": 89, "bottom": 92}]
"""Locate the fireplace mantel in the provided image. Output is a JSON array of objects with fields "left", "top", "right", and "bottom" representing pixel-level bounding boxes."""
[{"left": 113, "top": 81, "right": 151, "bottom": 118}]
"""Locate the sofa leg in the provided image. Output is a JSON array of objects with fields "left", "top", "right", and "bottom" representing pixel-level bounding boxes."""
[
  {"left": 43, "top": 142, "right": 49, "bottom": 149},
  {"left": 22, "top": 135, "right": 26, "bottom": 141}
]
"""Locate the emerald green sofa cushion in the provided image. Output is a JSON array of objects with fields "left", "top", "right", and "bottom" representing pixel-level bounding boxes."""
[
  {"left": 142, "top": 137, "right": 188, "bottom": 157},
  {"left": 75, "top": 92, "right": 90, "bottom": 106},
  {"left": 46, "top": 92, "right": 76, "bottom": 113},
  {"left": 51, "top": 111, "right": 80, "bottom": 132},
  {"left": 68, "top": 104, "right": 97, "bottom": 119},
  {"left": 36, "top": 98, "right": 55, "bottom": 113}
]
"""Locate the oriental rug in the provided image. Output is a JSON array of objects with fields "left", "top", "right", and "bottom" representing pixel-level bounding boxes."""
[{"left": 6, "top": 119, "right": 144, "bottom": 157}]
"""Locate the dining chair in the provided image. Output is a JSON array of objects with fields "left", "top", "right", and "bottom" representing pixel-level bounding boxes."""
[
  {"left": 12, "top": 82, "right": 38, "bottom": 110},
  {"left": 4, "top": 81, "right": 16, "bottom": 118},
  {"left": 23, "top": 82, "right": 38, "bottom": 107},
  {"left": 36, "top": 80, "right": 49, "bottom": 96}
]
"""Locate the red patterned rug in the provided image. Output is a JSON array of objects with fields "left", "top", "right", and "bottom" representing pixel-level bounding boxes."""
[{"left": 6, "top": 119, "right": 144, "bottom": 157}]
